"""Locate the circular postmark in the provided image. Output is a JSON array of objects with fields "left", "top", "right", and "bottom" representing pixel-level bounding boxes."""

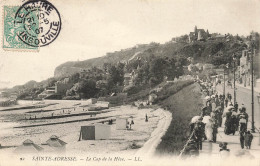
[{"left": 14, "top": 0, "right": 61, "bottom": 47}]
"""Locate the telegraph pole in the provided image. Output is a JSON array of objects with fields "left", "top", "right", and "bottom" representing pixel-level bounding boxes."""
[
  {"left": 233, "top": 60, "right": 236, "bottom": 104},
  {"left": 233, "top": 54, "right": 236, "bottom": 104},
  {"left": 250, "top": 49, "right": 255, "bottom": 133},
  {"left": 223, "top": 72, "right": 225, "bottom": 96}
]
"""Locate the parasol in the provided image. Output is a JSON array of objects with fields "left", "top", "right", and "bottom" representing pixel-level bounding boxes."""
[{"left": 191, "top": 116, "right": 201, "bottom": 123}]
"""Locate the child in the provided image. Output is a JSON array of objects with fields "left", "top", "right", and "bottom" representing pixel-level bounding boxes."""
[{"left": 245, "top": 131, "right": 253, "bottom": 149}]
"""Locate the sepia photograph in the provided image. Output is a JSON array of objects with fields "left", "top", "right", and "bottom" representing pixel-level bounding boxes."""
[{"left": 0, "top": 0, "right": 260, "bottom": 165}]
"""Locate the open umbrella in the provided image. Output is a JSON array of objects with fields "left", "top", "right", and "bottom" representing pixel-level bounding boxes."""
[
  {"left": 191, "top": 116, "right": 201, "bottom": 123},
  {"left": 204, "top": 96, "right": 210, "bottom": 100},
  {"left": 202, "top": 116, "right": 211, "bottom": 124}
]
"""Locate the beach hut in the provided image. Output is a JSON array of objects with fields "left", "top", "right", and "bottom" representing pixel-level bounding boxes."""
[
  {"left": 46, "top": 135, "right": 67, "bottom": 151},
  {"left": 14, "top": 139, "right": 43, "bottom": 154},
  {"left": 96, "top": 101, "right": 110, "bottom": 108},
  {"left": 86, "top": 98, "right": 97, "bottom": 104},
  {"left": 116, "top": 117, "right": 128, "bottom": 130},
  {"left": 79, "top": 124, "right": 111, "bottom": 140}
]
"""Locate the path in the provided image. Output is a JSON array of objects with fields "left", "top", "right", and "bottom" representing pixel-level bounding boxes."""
[
  {"left": 198, "top": 83, "right": 260, "bottom": 160},
  {"left": 135, "top": 108, "right": 172, "bottom": 156}
]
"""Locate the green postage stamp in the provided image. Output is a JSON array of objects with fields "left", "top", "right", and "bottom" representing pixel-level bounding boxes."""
[
  {"left": 3, "top": 0, "right": 61, "bottom": 50},
  {"left": 3, "top": 6, "right": 38, "bottom": 50}
]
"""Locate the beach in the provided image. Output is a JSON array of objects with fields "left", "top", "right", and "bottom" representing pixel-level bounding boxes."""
[{"left": 0, "top": 100, "right": 171, "bottom": 155}]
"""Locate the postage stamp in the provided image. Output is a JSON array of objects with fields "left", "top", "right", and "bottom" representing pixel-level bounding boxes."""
[
  {"left": 3, "top": 0, "right": 61, "bottom": 50},
  {"left": 3, "top": 6, "right": 38, "bottom": 50}
]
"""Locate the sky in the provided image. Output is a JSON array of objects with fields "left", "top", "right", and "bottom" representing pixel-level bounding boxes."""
[{"left": 0, "top": 0, "right": 260, "bottom": 89}]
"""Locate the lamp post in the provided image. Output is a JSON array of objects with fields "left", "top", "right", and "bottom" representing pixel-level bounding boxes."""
[
  {"left": 249, "top": 33, "right": 256, "bottom": 133},
  {"left": 257, "top": 93, "right": 260, "bottom": 145},
  {"left": 232, "top": 55, "right": 237, "bottom": 104},
  {"left": 249, "top": 49, "right": 255, "bottom": 133}
]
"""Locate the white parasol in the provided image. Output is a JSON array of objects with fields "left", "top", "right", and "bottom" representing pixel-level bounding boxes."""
[
  {"left": 191, "top": 116, "right": 201, "bottom": 123},
  {"left": 204, "top": 96, "right": 210, "bottom": 100},
  {"left": 202, "top": 115, "right": 211, "bottom": 124}
]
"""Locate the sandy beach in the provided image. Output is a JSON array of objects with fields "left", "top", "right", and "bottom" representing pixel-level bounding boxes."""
[{"left": 0, "top": 100, "right": 171, "bottom": 155}]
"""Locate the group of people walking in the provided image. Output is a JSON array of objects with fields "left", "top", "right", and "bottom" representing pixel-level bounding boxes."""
[{"left": 183, "top": 82, "right": 254, "bottom": 158}]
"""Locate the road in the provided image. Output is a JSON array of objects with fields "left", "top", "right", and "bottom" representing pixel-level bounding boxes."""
[
  {"left": 196, "top": 83, "right": 260, "bottom": 161},
  {"left": 215, "top": 83, "right": 260, "bottom": 130}
]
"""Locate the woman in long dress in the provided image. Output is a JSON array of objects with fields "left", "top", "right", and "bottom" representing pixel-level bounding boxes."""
[{"left": 205, "top": 118, "right": 214, "bottom": 141}]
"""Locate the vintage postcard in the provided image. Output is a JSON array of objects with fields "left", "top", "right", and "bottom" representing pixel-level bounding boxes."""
[{"left": 0, "top": 0, "right": 260, "bottom": 166}]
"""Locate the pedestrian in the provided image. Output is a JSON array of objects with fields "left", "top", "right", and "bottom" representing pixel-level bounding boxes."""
[
  {"left": 201, "top": 106, "right": 208, "bottom": 117},
  {"left": 238, "top": 108, "right": 248, "bottom": 133},
  {"left": 193, "top": 118, "right": 205, "bottom": 150},
  {"left": 245, "top": 131, "right": 253, "bottom": 149},
  {"left": 212, "top": 119, "right": 218, "bottom": 142},
  {"left": 145, "top": 114, "right": 148, "bottom": 122},
  {"left": 211, "top": 101, "right": 216, "bottom": 113},
  {"left": 234, "top": 102, "right": 238, "bottom": 112},
  {"left": 223, "top": 107, "right": 232, "bottom": 135},
  {"left": 205, "top": 118, "right": 214, "bottom": 141},
  {"left": 228, "top": 93, "right": 232, "bottom": 102},
  {"left": 215, "top": 96, "right": 220, "bottom": 107},
  {"left": 239, "top": 132, "right": 245, "bottom": 149},
  {"left": 225, "top": 97, "right": 228, "bottom": 108},
  {"left": 230, "top": 109, "right": 238, "bottom": 134}
]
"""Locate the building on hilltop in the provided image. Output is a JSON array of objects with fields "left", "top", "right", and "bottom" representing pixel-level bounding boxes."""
[
  {"left": 239, "top": 50, "right": 251, "bottom": 86},
  {"left": 189, "top": 26, "right": 209, "bottom": 43}
]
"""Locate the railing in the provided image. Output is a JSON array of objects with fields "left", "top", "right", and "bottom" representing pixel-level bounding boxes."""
[{"left": 179, "top": 129, "right": 195, "bottom": 157}]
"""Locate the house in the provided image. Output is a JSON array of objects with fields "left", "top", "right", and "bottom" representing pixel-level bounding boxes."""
[
  {"left": 239, "top": 50, "right": 251, "bottom": 86},
  {"left": 124, "top": 69, "right": 138, "bottom": 86},
  {"left": 96, "top": 101, "right": 110, "bottom": 108},
  {"left": 55, "top": 78, "right": 74, "bottom": 95},
  {"left": 14, "top": 139, "right": 43, "bottom": 154},
  {"left": 203, "top": 64, "right": 215, "bottom": 71},
  {"left": 79, "top": 124, "right": 111, "bottom": 140},
  {"left": 38, "top": 86, "right": 56, "bottom": 98},
  {"left": 189, "top": 26, "right": 209, "bottom": 42},
  {"left": 85, "top": 98, "right": 98, "bottom": 104},
  {"left": 38, "top": 78, "right": 73, "bottom": 99}
]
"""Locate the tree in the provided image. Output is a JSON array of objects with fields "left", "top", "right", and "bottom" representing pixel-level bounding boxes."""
[
  {"left": 75, "top": 79, "right": 97, "bottom": 99},
  {"left": 149, "top": 58, "right": 166, "bottom": 86},
  {"left": 108, "top": 63, "right": 125, "bottom": 88}
]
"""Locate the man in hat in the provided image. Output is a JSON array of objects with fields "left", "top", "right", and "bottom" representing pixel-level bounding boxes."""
[
  {"left": 225, "top": 97, "right": 229, "bottom": 108},
  {"left": 201, "top": 106, "right": 208, "bottom": 117},
  {"left": 212, "top": 119, "right": 218, "bottom": 143},
  {"left": 238, "top": 108, "right": 248, "bottom": 133},
  {"left": 239, "top": 132, "right": 245, "bottom": 149},
  {"left": 223, "top": 107, "right": 233, "bottom": 135},
  {"left": 234, "top": 102, "right": 238, "bottom": 113},
  {"left": 193, "top": 117, "right": 205, "bottom": 150}
]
